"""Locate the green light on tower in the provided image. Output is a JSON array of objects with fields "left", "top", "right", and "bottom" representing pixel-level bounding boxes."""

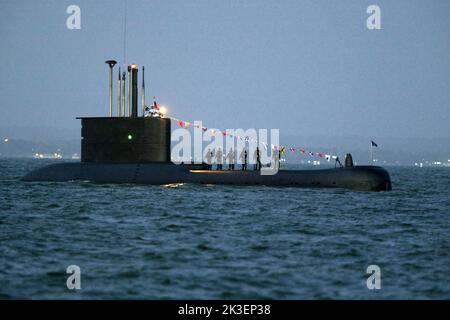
[{"left": 127, "top": 134, "right": 133, "bottom": 140}]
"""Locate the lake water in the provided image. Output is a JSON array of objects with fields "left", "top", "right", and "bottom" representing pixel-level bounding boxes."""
[{"left": 0, "top": 158, "right": 449, "bottom": 299}]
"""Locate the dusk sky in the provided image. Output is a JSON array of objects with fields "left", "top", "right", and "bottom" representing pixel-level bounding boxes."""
[{"left": 0, "top": 0, "right": 449, "bottom": 141}]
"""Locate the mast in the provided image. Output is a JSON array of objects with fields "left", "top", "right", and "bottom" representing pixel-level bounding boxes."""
[
  {"left": 127, "top": 66, "right": 131, "bottom": 116},
  {"left": 121, "top": 71, "right": 126, "bottom": 117},
  {"left": 141, "top": 66, "right": 145, "bottom": 116},
  {"left": 131, "top": 64, "right": 138, "bottom": 117},
  {"left": 117, "top": 67, "right": 121, "bottom": 116},
  {"left": 105, "top": 60, "right": 117, "bottom": 117}
]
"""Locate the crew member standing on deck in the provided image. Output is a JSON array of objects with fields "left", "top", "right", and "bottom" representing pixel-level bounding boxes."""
[
  {"left": 215, "top": 147, "right": 223, "bottom": 170},
  {"left": 257, "top": 147, "right": 261, "bottom": 170},
  {"left": 239, "top": 148, "right": 247, "bottom": 171},
  {"left": 205, "top": 148, "right": 213, "bottom": 170},
  {"left": 254, "top": 147, "right": 261, "bottom": 171},
  {"left": 272, "top": 145, "right": 279, "bottom": 170},
  {"left": 226, "top": 148, "right": 235, "bottom": 170}
]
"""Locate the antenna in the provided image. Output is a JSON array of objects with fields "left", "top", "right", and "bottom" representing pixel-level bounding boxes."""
[
  {"left": 105, "top": 60, "right": 117, "bottom": 117},
  {"left": 117, "top": 67, "right": 121, "bottom": 116},
  {"left": 127, "top": 66, "right": 131, "bottom": 116},
  {"left": 141, "top": 66, "right": 145, "bottom": 116},
  {"left": 130, "top": 64, "right": 138, "bottom": 117},
  {"left": 122, "top": 71, "right": 126, "bottom": 117},
  {"left": 122, "top": 0, "right": 128, "bottom": 67}
]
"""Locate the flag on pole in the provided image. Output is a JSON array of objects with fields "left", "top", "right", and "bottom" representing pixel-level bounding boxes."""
[
  {"left": 152, "top": 97, "right": 159, "bottom": 110},
  {"left": 370, "top": 140, "right": 377, "bottom": 164}
]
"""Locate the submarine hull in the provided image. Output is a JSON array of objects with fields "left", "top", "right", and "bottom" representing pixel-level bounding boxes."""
[{"left": 22, "top": 163, "right": 392, "bottom": 191}]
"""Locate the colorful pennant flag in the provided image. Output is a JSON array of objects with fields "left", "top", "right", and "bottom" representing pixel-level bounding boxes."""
[
  {"left": 152, "top": 97, "right": 159, "bottom": 110},
  {"left": 167, "top": 116, "right": 339, "bottom": 161}
]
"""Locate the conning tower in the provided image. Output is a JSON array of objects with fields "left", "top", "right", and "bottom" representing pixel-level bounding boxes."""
[{"left": 79, "top": 61, "right": 171, "bottom": 163}]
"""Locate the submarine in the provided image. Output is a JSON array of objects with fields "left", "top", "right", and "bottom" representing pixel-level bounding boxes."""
[{"left": 23, "top": 61, "right": 392, "bottom": 192}]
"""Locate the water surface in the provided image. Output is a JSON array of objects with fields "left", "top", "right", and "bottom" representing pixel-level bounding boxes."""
[{"left": 0, "top": 159, "right": 449, "bottom": 299}]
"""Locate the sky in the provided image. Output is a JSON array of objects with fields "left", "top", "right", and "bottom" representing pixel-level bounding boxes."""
[{"left": 0, "top": 0, "right": 449, "bottom": 143}]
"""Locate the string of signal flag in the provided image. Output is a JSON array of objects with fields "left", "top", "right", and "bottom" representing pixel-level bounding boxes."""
[
  {"left": 148, "top": 99, "right": 377, "bottom": 162},
  {"left": 146, "top": 97, "right": 340, "bottom": 161},
  {"left": 166, "top": 116, "right": 339, "bottom": 162}
]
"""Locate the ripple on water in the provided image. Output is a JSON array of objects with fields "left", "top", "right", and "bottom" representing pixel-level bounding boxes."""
[{"left": 0, "top": 159, "right": 449, "bottom": 299}]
